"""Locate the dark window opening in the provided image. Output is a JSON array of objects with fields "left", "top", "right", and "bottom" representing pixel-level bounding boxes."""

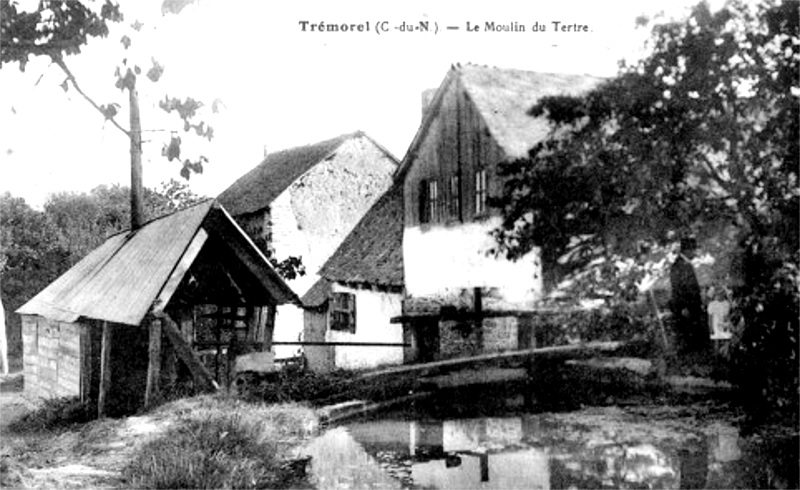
[
  {"left": 329, "top": 292, "right": 356, "bottom": 333},
  {"left": 419, "top": 180, "right": 430, "bottom": 224}
]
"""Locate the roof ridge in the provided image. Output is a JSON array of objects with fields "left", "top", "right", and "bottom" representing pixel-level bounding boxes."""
[{"left": 106, "top": 198, "right": 215, "bottom": 239}]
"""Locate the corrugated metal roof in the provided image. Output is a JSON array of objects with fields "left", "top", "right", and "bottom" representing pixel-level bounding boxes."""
[{"left": 17, "top": 200, "right": 298, "bottom": 326}]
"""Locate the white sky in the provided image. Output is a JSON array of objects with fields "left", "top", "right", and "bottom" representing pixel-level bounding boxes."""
[{"left": 0, "top": 0, "right": 706, "bottom": 209}]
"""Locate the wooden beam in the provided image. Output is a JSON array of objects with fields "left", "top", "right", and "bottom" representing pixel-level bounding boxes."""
[
  {"left": 390, "top": 308, "right": 573, "bottom": 324},
  {"left": 98, "top": 322, "right": 113, "bottom": 418},
  {"left": 145, "top": 318, "right": 162, "bottom": 407},
  {"left": 246, "top": 306, "right": 257, "bottom": 344},
  {"left": 200, "top": 312, "right": 248, "bottom": 320},
  {"left": 162, "top": 314, "right": 220, "bottom": 392},
  {"left": 80, "top": 324, "right": 92, "bottom": 404},
  {"left": 151, "top": 228, "right": 208, "bottom": 315},
  {"left": 359, "top": 341, "right": 626, "bottom": 380},
  {"left": 272, "top": 341, "right": 409, "bottom": 347},
  {"left": 215, "top": 305, "right": 222, "bottom": 381},
  {"left": 162, "top": 331, "right": 177, "bottom": 392},
  {"left": 264, "top": 304, "right": 276, "bottom": 352}
]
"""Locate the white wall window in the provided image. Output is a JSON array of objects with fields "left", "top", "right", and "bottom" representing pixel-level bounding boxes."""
[{"left": 329, "top": 292, "right": 356, "bottom": 333}]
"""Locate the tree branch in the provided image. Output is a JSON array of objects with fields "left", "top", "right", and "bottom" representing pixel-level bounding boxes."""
[
  {"left": 697, "top": 152, "right": 735, "bottom": 196},
  {"left": 52, "top": 55, "right": 129, "bottom": 137}
]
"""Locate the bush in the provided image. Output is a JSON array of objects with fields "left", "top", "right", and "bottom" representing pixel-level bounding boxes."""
[
  {"left": 730, "top": 248, "right": 799, "bottom": 422},
  {"left": 6, "top": 396, "right": 95, "bottom": 433},
  {"left": 530, "top": 302, "right": 656, "bottom": 347},
  {"left": 123, "top": 396, "right": 315, "bottom": 489},
  {"left": 233, "top": 368, "right": 358, "bottom": 404}
]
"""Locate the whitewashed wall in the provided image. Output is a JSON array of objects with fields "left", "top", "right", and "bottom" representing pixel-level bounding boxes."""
[
  {"left": 404, "top": 216, "right": 543, "bottom": 305},
  {"left": 327, "top": 283, "right": 404, "bottom": 370},
  {"left": 268, "top": 136, "right": 396, "bottom": 358}
]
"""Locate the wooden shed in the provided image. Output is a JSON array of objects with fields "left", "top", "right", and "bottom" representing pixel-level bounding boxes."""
[{"left": 17, "top": 200, "right": 299, "bottom": 416}]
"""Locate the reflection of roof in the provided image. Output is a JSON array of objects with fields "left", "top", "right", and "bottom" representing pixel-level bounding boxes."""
[
  {"left": 17, "top": 200, "right": 298, "bottom": 326},
  {"left": 317, "top": 181, "right": 404, "bottom": 290},
  {"left": 218, "top": 131, "right": 397, "bottom": 216}
]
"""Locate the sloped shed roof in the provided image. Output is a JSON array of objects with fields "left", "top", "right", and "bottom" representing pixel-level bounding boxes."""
[
  {"left": 18, "top": 200, "right": 298, "bottom": 326},
  {"left": 316, "top": 181, "right": 405, "bottom": 294},
  {"left": 218, "top": 131, "right": 380, "bottom": 216}
]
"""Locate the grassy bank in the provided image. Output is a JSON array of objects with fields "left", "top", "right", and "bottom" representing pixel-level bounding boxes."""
[
  {"left": 2, "top": 394, "right": 318, "bottom": 489},
  {"left": 121, "top": 396, "right": 317, "bottom": 489}
]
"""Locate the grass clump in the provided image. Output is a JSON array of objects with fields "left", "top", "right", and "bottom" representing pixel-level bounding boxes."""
[
  {"left": 122, "top": 395, "right": 316, "bottom": 489},
  {"left": 0, "top": 457, "right": 28, "bottom": 488},
  {"left": 6, "top": 396, "right": 95, "bottom": 433}
]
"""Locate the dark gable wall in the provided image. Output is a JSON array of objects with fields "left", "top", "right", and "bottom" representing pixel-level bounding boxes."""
[{"left": 404, "top": 78, "right": 506, "bottom": 229}]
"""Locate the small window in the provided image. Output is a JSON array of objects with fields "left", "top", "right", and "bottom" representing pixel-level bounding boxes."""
[
  {"left": 428, "top": 180, "right": 439, "bottom": 223},
  {"left": 475, "top": 169, "right": 487, "bottom": 215},
  {"left": 419, "top": 180, "right": 430, "bottom": 224},
  {"left": 449, "top": 175, "right": 461, "bottom": 219},
  {"left": 419, "top": 179, "right": 439, "bottom": 224},
  {"left": 329, "top": 293, "right": 356, "bottom": 333}
]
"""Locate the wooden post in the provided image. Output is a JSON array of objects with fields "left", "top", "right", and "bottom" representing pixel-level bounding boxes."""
[
  {"left": 79, "top": 324, "right": 92, "bottom": 404},
  {"left": 145, "top": 318, "right": 162, "bottom": 407},
  {"left": 523, "top": 319, "right": 538, "bottom": 411},
  {"left": 246, "top": 306, "right": 257, "bottom": 344},
  {"left": 474, "top": 287, "right": 484, "bottom": 350},
  {"left": 214, "top": 305, "right": 223, "bottom": 382},
  {"left": 98, "top": 322, "right": 113, "bottom": 418},
  {"left": 264, "top": 304, "right": 276, "bottom": 352}
]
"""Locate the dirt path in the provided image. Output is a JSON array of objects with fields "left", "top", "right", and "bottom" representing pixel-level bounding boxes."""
[{"left": 0, "top": 374, "right": 171, "bottom": 489}]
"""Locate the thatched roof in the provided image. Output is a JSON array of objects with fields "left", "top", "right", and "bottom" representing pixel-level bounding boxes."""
[
  {"left": 315, "top": 181, "right": 405, "bottom": 294},
  {"left": 218, "top": 131, "right": 393, "bottom": 216},
  {"left": 460, "top": 65, "right": 602, "bottom": 159},
  {"left": 399, "top": 64, "right": 603, "bottom": 176},
  {"left": 301, "top": 277, "right": 332, "bottom": 309},
  {"left": 17, "top": 200, "right": 299, "bottom": 326}
]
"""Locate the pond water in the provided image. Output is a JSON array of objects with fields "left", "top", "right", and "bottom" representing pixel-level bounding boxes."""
[{"left": 304, "top": 395, "right": 798, "bottom": 489}]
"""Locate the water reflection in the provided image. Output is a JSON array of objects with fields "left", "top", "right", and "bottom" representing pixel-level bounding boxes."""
[{"left": 304, "top": 410, "right": 797, "bottom": 489}]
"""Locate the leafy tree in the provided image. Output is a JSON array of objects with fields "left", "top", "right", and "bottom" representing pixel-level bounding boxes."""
[
  {"left": 492, "top": 0, "right": 798, "bottom": 415},
  {"left": 44, "top": 179, "right": 204, "bottom": 265},
  {"left": 0, "top": 193, "right": 70, "bottom": 358},
  {"left": 1, "top": 0, "right": 214, "bottom": 226}
]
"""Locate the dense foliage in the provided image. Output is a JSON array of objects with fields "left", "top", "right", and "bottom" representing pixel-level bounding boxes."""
[{"left": 492, "top": 0, "right": 798, "bottom": 416}]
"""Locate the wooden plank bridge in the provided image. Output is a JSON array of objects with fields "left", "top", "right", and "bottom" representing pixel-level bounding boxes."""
[{"left": 313, "top": 339, "right": 632, "bottom": 407}]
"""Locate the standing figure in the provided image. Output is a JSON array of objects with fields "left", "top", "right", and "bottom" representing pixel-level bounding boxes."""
[
  {"left": 670, "top": 237, "right": 710, "bottom": 354},
  {"left": 707, "top": 286, "right": 733, "bottom": 356}
]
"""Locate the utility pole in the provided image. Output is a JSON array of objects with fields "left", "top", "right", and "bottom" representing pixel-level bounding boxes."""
[{"left": 129, "top": 82, "right": 144, "bottom": 229}]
